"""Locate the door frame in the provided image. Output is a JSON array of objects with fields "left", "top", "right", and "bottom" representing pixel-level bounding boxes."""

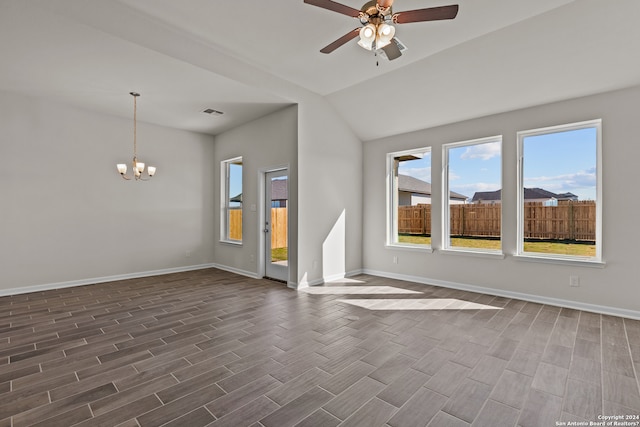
[{"left": 258, "top": 166, "right": 289, "bottom": 283}]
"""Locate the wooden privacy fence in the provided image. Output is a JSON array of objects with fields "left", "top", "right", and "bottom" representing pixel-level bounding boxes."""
[
  {"left": 398, "top": 201, "right": 596, "bottom": 241},
  {"left": 229, "top": 208, "right": 288, "bottom": 248},
  {"left": 270, "top": 207, "right": 288, "bottom": 249}
]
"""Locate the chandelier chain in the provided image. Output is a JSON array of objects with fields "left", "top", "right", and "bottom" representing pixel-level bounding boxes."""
[{"left": 133, "top": 93, "right": 137, "bottom": 158}]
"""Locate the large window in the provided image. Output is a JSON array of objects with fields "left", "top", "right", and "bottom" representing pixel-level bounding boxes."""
[
  {"left": 443, "top": 136, "right": 502, "bottom": 253},
  {"left": 517, "top": 120, "right": 601, "bottom": 261},
  {"left": 221, "top": 157, "right": 243, "bottom": 243},
  {"left": 387, "top": 148, "right": 432, "bottom": 248}
]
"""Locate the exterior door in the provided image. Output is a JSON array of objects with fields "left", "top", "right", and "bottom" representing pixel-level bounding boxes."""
[{"left": 265, "top": 170, "right": 288, "bottom": 282}]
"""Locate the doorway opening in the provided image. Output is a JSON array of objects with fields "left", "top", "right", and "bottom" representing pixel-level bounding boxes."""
[{"left": 264, "top": 169, "right": 289, "bottom": 283}]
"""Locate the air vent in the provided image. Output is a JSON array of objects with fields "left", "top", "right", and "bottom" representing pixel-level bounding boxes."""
[
  {"left": 202, "top": 108, "right": 224, "bottom": 116},
  {"left": 377, "top": 38, "right": 408, "bottom": 60}
]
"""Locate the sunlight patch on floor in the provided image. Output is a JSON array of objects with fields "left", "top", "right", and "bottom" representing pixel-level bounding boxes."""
[
  {"left": 300, "top": 286, "right": 422, "bottom": 295},
  {"left": 337, "top": 298, "right": 503, "bottom": 311}
]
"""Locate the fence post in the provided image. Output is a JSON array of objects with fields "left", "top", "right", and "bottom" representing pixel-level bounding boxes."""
[{"left": 569, "top": 202, "right": 574, "bottom": 241}]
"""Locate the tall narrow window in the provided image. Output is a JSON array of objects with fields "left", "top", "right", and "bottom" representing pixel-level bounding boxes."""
[
  {"left": 517, "top": 120, "right": 601, "bottom": 261},
  {"left": 387, "top": 148, "right": 432, "bottom": 248},
  {"left": 443, "top": 136, "right": 502, "bottom": 252},
  {"left": 221, "top": 157, "right": 243, "bottom": 243}
]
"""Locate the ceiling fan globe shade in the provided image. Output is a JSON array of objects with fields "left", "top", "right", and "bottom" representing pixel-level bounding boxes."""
[
  {"left": 358, "top": 24, "right": 376, "bottom": 50},
  {"left": 377, "top": 23, "right": 395, "bottom": 48}
]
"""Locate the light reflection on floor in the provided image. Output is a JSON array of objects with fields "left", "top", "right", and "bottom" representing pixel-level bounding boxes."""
[{"left": 337, "top": 298, "right": 503, "bottom": 311}]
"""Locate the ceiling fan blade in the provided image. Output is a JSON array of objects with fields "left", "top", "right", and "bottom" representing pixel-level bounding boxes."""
[
  {"left": 393, "top": 4, "right": 459, "bottom": 24},
  {"left": 304, "top": 0, "right": 361, "bottom": 17},
  {"left": 381, "top": 39, "right": 402, "bottom": 60},
  {"left": 320, "top": 28, "right": 360, "bottom": 54}
]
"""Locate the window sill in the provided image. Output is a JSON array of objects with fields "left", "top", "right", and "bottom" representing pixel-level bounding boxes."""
[
  {"left": 513, "top": 254, "right": 605, "bottom": 268},
  {"left": 385, "top": 243, "right": 434, "bottom": 253},
  {"left": 439, "top": 248, "right": 505, "bottom": 259},
  {"left": 219, "top": 240, "right": 243, "bottom": 246}
]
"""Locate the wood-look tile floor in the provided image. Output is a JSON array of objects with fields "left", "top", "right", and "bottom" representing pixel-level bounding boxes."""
[{"left": 1, "top": 269, "right": 639, "bottom": 427}]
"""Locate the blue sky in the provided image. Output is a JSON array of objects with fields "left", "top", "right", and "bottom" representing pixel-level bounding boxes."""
[
  {"left": 229, "top": 163, "right": 242, "bottom": 207},
  {"left": 398, "top": 127, "right": 597, "bottom": 201},
  {"left": 522, "top": 127, "right": 596, "bottom": 200}
]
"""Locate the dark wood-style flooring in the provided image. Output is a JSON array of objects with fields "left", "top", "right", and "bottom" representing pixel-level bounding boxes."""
[{"left": 0, "top": 269, "right": 639, "bottom": 426}]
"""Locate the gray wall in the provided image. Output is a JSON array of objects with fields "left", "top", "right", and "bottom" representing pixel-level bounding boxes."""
[
  {"left": 362, "top": 86, "right": 640, "bottom": 316},
  {"left": 212, "top": 105, "right": 298, "bottom": 282},
  {"left": 297, "top": 96, "right": 363, "bottom": 286},
  {"left": 0, "top": 91, "right": 216, "bottom": 293}
]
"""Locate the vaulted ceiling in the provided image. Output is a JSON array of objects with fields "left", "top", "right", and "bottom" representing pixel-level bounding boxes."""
[{"left": 1, "top": 0, "right": 639, "bottom": 141}]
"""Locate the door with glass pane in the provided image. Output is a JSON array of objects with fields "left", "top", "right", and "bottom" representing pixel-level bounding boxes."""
[{"left": 265, "top": 170, "right": 288, "bottom": 282}]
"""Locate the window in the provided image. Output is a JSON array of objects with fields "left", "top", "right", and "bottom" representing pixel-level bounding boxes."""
[
  {"left": 387, "top": 148, "right": 432, "bottom": 248},
  {"left": 221, "top": 157, "right": 243, "bottom": 243},
  {"left": 517, "top": 120, "right": 601, "bottom": 262},
  {"left": 443, "top": 136, "right": 502, "bottom": 253}
]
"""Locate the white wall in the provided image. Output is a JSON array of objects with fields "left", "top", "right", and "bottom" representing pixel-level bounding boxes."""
[
  {"left": 0, "top": 91, "right": 216, "bottom": 292},
  {"left": 212, "top": 106, "right": 298, "bottom": 282},
  {"left": 363, "top": 86, "right": 640, "bottom": 315},
  {"left": 297, "top": 96, "right": 363, "bottom": 286}
]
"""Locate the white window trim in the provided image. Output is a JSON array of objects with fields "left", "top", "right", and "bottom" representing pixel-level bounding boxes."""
[
  {"left": 516, "top": 119, "right": 602, "bottom": 263},
  {"left": 441, "top": 135, "right": 503, "bottom": 254},
  {"left": 220, "top": 156, "right": 243, "bottom": 245},
  {"left": 386, "top": 147, "right": 432, "bottom": 250}
]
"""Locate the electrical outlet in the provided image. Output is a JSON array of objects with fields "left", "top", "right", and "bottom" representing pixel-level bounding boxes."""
[
  {"left": 570, "top": 276, "right": 580, "bottom": 287},
  {"left": 393, "top": 256, "right": 398, "bottom": 264},
  {"left": 185, "top": 251, "right": 191, "bottom": 258}
]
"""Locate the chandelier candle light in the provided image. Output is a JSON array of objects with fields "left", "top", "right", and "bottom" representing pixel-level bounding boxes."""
[{"left": 116, "top": 92, "right": 156, "bottom": 180}]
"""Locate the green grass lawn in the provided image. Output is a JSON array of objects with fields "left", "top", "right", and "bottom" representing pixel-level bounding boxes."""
[
  {"left": 398, "top": 235, "right": 595, "bottom": 257},
  {"left": 271, "top": 247, "right": 288, "bottom": 262}
]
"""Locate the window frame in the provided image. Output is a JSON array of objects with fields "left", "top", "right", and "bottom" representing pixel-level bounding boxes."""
[
  {"left": 220, "top": 156, "right": 243, "bottom": 245},
  {"left": 386, "top": 147, "right": 433, "bottom": 251},
  {"left": 516, "top": 119, "right": 602, "bottom": 264},
  {"left": 442, "top": 135, "right": 503, "bottom": 255}
]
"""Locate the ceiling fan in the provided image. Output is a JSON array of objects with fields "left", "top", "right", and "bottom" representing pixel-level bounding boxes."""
[{"left": 304, "top": 0, "right": 458, "bottom": 60}]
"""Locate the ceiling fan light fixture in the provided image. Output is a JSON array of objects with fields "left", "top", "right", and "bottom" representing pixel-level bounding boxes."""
[
  {"left": 376, "top": 23, "right": 395, "bottom": 48},
  {"left": 357, "top": 23, "right": 376, "bottom": 50}
]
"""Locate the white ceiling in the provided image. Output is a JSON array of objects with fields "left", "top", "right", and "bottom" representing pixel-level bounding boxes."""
[{"left": 1, "top": 0, "right": 640, "bottom": 141}]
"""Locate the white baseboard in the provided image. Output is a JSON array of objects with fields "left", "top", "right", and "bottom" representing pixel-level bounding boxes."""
[
  {"left": 292, "top": 269, "right": 364, "bottom": 289},
  {"left": 210, "top": 263, "right": 261, "bottom": 280},
  {"left": 0, "top": 263, "right": 218, "bottom": 297},
  {"left": 362, "top": 268, "right": 640, "bottom": 320}
]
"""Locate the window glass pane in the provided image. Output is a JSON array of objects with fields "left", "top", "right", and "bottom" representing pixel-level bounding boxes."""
[
  {"left": 388, "top": 149, "right": 431, "bottom": 247},
  {"left": 520, "top": 124, "right": 598, "bottom": 258},
  {"left": 228, "top": 161, "right": 242, "bottom": 241},
  {"left": 445, "top": 138, "right": 501, "bottom": 251},
  {"left": 221, "top": 157, "right": 242, "bottom": 243}
]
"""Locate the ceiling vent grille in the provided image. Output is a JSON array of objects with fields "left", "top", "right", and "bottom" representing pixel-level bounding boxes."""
[
  {"left": 202, "top": 108, "right": 224, "bottom": 116},
  {"left": 377, "top": 38, "right": 407, "bottom": 60}
]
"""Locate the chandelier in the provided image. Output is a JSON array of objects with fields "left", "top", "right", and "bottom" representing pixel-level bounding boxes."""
[{"left": 116, "top": 92, "right": 156, "bottom": 180}]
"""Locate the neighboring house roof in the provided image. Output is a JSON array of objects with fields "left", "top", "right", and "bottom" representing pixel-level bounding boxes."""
[
  {"left": 230, "top": 179, "right": 288, "bottom": 204},
  {"left": 556, "top": 192, "right": 578, "bottom": 200},
  {"left": 271, "top": 179, "right": 288, "bottom": 200},
  {"left": 471, "top": 188, "right": 578, "bottom": 202},
  {"left": 398, "top": 174, "right": 467, "bottom": 201}
]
